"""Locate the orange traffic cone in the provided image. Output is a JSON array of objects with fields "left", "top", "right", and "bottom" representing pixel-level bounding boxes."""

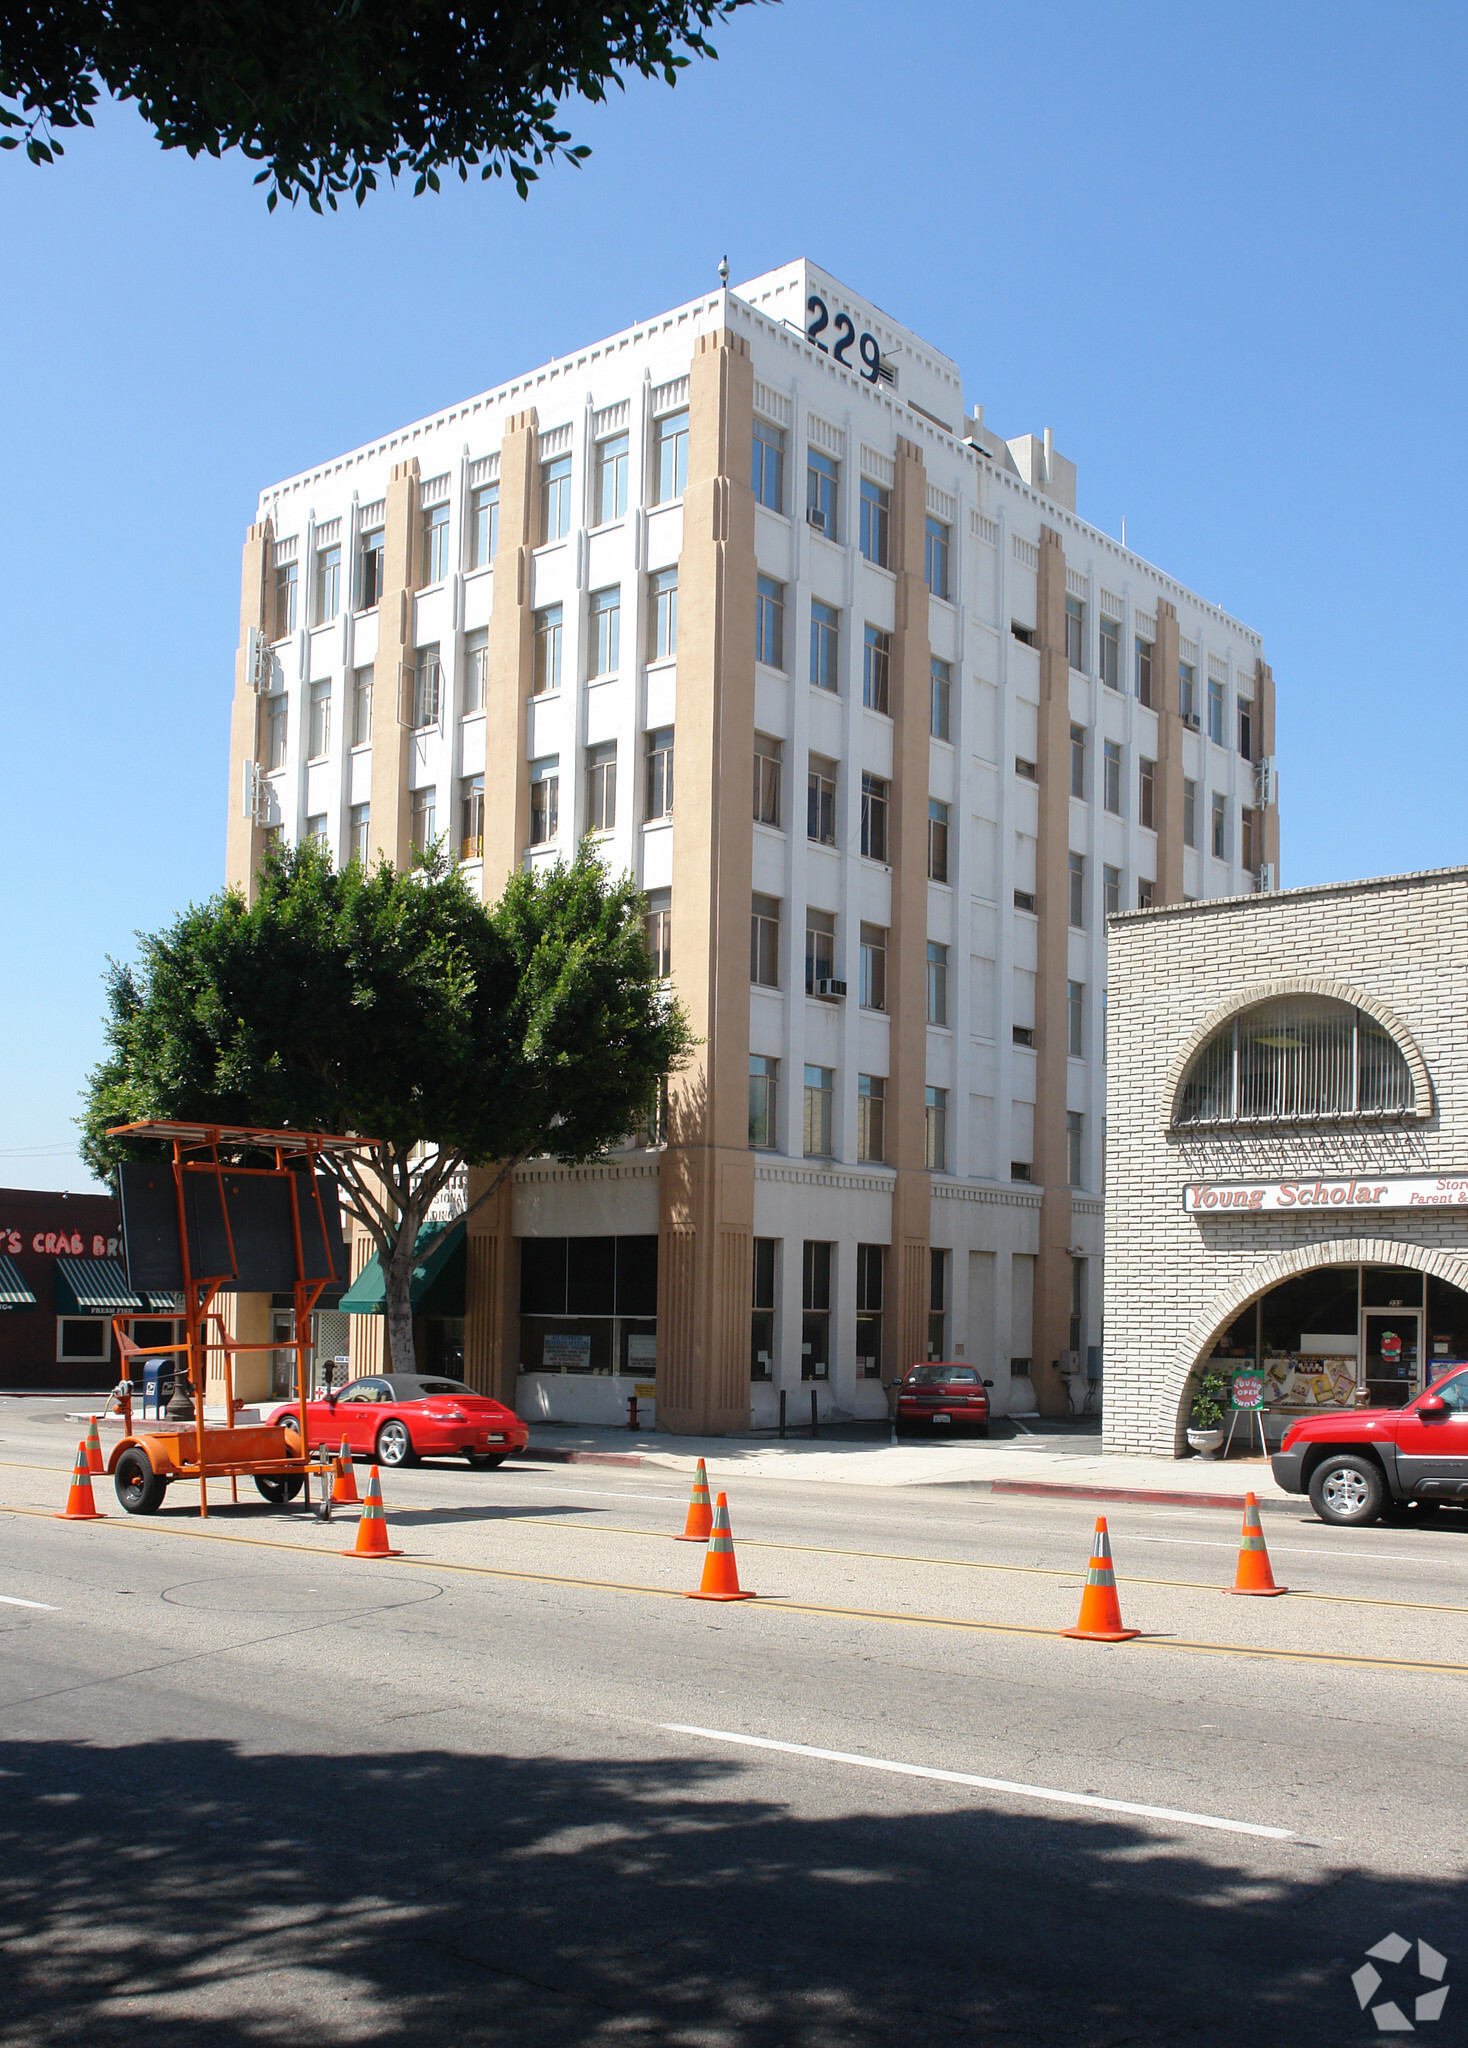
[
  {"left": 331, "top": 1439, "right": 359, "bottom": 1505},
  {"left": 1060, "top": 1516, "right": 1138, "bottom": 1641},
  {"left": 84, "top": 1414, "right": 104, "bottom": 1475},
  {"left": 342, "top": 1465, "right": 402, "bottom": 1558},
  {"left": 56, "top": 1439, "right": 106, "bottom": 1521},
  {"left": 684, "top": 1492, "right": 755, "bottom": 1601},
  {"left": 675, "top": 1458, "right": 714, "bottom": 1542},
  {"left": 1226, "top": 1492, "right": 1287, "bottom": 1596}
]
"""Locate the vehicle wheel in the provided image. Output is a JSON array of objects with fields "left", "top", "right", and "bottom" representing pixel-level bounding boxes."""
[
  {"left": 254, "top": 1473, "right": 306, "bottom": 1504},
  {"left": 467, "top": 1452, "right": 505, "bottom": 1469},
  {"left": 114, "top": 1447, "right": 166, "bottom": 1515},
  {"left": 1308, "top": 1455, "right": 1385, "bottom": 1527},
  {"left": 376, "top": 1419, "right": 414, "bottom": 1467}
]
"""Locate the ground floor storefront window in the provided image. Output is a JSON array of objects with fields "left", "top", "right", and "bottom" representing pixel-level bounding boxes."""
[{"left": 518, "top": 1235, "right": 657, "bottom": 1376}]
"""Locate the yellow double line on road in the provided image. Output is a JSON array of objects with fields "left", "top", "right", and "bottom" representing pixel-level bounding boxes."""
[{"left": 6, "top": 1500, "right": 1468, "bottom": 1676}]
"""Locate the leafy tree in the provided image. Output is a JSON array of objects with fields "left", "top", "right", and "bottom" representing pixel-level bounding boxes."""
[
  {"left": 1, "top": 1, "right": 764, "bottom": 210},
  {"left": 80, "top": 842, "right": 691, "bottom": 1375}
]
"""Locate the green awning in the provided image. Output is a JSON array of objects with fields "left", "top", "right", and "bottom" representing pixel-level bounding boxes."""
[
  {"left": 54, "top": 1256, "right": 143, "bottom": 1316},
  {"left": 338, "top": 1220, "right": 466, "bottom": 1316},
  {"left": 0, "top": 1255, "right": 37, "bottom": 1310}
]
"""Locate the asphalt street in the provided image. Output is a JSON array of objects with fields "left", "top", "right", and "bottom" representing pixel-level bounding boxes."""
[{"left": 1, "top": 1397, "right": 1464, "bottom": 2047}]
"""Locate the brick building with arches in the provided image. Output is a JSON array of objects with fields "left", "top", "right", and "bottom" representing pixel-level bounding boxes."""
[{"left": 1104, "top": 867, "right": 1468, "bottom": 1455}]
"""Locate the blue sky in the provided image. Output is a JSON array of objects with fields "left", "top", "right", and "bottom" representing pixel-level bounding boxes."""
[{"left": 2, "top": 0, "right": 1465, "bottom": 1191}]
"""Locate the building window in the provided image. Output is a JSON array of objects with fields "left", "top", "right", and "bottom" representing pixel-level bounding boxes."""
[
  {"left": 460, "top": 774, "right": 484, "bottom": 861},
  {"left": 347, "top": 665, "right": 372, "bottom": 748},
  {"left": 859, "top": 923, "right": 887, "bottom": 1011},
  {"left": 58, "top": 1317, "right": 109, "bottom": 1362},
  {"left": 305, "top": 812, "right": 328, "bottom": 851},
  {"left": 413, "top": 644, "right": 442, "bottom": 728},
  {"left": 587, "top": 741, "right": 617, "bottom": 832},
  {"left": 358, "top": 524, "right": 384, "bottom": 609},
  {"left": 810, "top": 600, "right": 839, "bottom": 691},
  {"left": 1137, "top": 877, "right": 1155, "bottom": 909},
  {"left": 751, "top": 1238, "right": 776, "bottom": 1379},
  {"left": 529, "top": 758, "right": 559, "bottom": 845},
  {"left": 540, "top": 453, "right": 572, "bottom": 542},
  {"left": 646, "top": 727, "right": 674, "bottom": 821},
  {"left": 1064, "top": 596, "right": 1084, "bottom": 671},
  {"left": 857, "top": 1076, "right": 885, "bottom": 1163},
  {"left": 806, "top": 446, "right": 838, "bottom": 539},
  {"left": 637, "top": 1074, "right": 670, "bottom": 1150},
  {"left": 644, "top": 888, "right": 671, "bottom": 977},
  {"left": 749, "top": 1056, "right": 779, "bottom": 1148},
  {"left": 421, "top": 500, "right": 451, "bottom": 585},
  {"left": 1208, "top": 677, "right": 1226, "bottom": 744},
  {"left": 930, "top": 658, "right": 951, "bottom": 741},
  {"left": 307, "top": 678, "right": 331, "bottom": 761},
  {"left": 595, "top": 433, "right": 628, "bottom": 525},
  {"left": 348, "top": 802, "right": 370, "bottom": 864},
  {"left": 802, "top": 1241, "right": 832, "bottom": 1379},
  {"left": 924, "top": 516, "right": 950, "bottom": 599},
  {"left": 1070, "top": 1257, "right": 1086, "bottom": 1353},
  {"left": 654, "top": 409, "right": 689, "bottom": 503},
  {"left": 1070, "top": 722, "right": 1086, "bottom": 798},
  {"left": 926, "top": 940, "right": 949, "bottom": 1026},
  {"left": 1099, "top": 615, "right": 1120, "bottom": 689},
  {"left": 1239, "top": 696, "right": 1254, "bottom": 760},
  {"left": 752, "top": 418, "right": 785, "bottom": 512},
  {"left": 1103, "top": 864, "right": 1121, "bottom": 917},
  {"left": 1067, "top": 979, "right": 1084, "bottom": 1058},
  {"left": 274, "top": 557, "right": 298, "bottom": 641},
  {"left": 1174, "top": 995, "right": 1417, "bottom": 1128},
  {"left": 463, "top": 628, "right": 488, "bottom": 715},
  {"left": 314, "top": 540, "right": 341, "bottom": 625},
  {"left": 1211, "top": 791, "right": 1227, "bottom": 859},
  {"left": 1242, "top": 805, "right": 1257, "bottom": 874},
  {"left": 469, "top": 484, "right": 499, "bottom": 567},
  {"left": 860, "top": 478, "right": 890, "bottom": 566},
  {"left": 803, "top": 1066, "right": 834, "bottom": 1157},
  {"left": 1066, "top": 1111, "right": 1084, "bottom": 1188},
  {"left": 1069, "top": 850, "right": 1085, "bottom": 928},
  {"left": 856, "top": 1242, "right": 884, "bottom": 1378},
  {"left": 753, "top": 733, "right": 782, "bottom": 827},
  {"left": 1011, "top": 621, "right": 1036, "bottom": 648},
  {"left": 1139, "top": 757, "right": 1155, "bottom": 830},
  {"left": 804, "top": 910, "right": 836, "bottom": 996},
  {"left": 751, "top": 893, "right": 781, "bottom": 987},
  {"left": 1179, "top": 660, "right": 1198, "bottom": 726},
  {"left": 928, "top": 799, "right": 950, "bottom": 883},
  {"left": 264, "top": 691, "right": 287, "bottom": 770},
  {"left": 928, "top": 1248, "right": 948, "bottom": 1358},
  {"left": 1135, "top": 636, "right": 1153, "bottom": 707},
  {"left": 648, "top": 569, "right": 678, "bottom": 662},
  {"left": 863, "top": 624, "right": 891, "bottom": 713},
  {"left": 1012, "top": 1025, "right": 1034, "bottom": 1048},
  {"left": 1103, "top": 740, "right": 1121, "bottom": 814},
  {"left": 861, "top": 774, "right": 889, "bottom": 862},
  {"left": 588, "top": 586, "right": 620, "bottom": 679},
  {"left": 807, "top": 755, "right": 837, "bottom": 846},
  {"left": 925, "top": 1086, "right": 948, "bottom": 1172},
  {"left": 533, "top": 606, "right": 563, "bottom": 695},
  {"left": 756, "top": 574, "right": 785, "bottom": 668},
  {"left": 410, "top": 786, "right": 436, "bottom": 854}
]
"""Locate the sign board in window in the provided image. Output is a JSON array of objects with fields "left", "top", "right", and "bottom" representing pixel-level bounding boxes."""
[
  {"left": 626, "top": 1334, "right": 657, "bottom": 1368},
  {"left": 543, "top": 1332, "right": 592, "bottom": 1371}
]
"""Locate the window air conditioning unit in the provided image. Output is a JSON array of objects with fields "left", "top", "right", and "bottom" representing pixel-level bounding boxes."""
[
  {"left": 814, "top": 978, "right": 847, "bottom": 999},
  {"left": 1183, "top": 711, "right": 1201, "bottom": 730},
  {"left": 806, "top": 507, "right": 826, "bottom": 533},
  {"left": 1257, "top": 755, "right": 1278, "bottom": 807},
  {"left": 1257, "top": 862, "right": 1277, "bottom": 893}
]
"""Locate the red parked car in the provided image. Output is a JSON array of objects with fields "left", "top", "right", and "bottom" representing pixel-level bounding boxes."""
[
  {"left": 266, "top": 1374, "right": 529, "bottom": 1470},
  {"left": 1270, "top": 1363, "right": 1468, "bottom": 1525},
  {"left": 895, "top": 1362, "right": 994, "bottom": 1438}
]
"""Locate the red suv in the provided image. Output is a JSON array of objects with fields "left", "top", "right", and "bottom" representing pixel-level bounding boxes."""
[
  {"left": 1270, "top": 1364, "right": 1468, "bottom": 1524},
  {"left": 895, "top": 1363, "right": 993, "bottom": 1438}
]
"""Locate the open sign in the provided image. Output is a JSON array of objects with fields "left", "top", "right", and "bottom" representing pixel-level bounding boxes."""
[{"left": 1230, "top": 1370, "right": 1268, "bottom": 1411}]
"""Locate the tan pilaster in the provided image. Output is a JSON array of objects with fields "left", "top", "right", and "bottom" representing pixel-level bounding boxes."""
[
  {"left": 1153, "top": 599, "right": 1185, "bottom": 904},
  {"left": 347, "top": 1225, "right": 386, "bottom": 1377},
  {"left": 888, "top": 438, "right": 934, "bottom": 1372},
  {"left": 1031, "top": 527, "right": 1074, "bottom": 1415},
  {"left": 224, "top": 518, "right": 273, "bottom": 897},
  {"left": 368, "top": 459, "right": 420, "bottom": 871},
  {"left": 481, "top": 410, "right": 539, "bottom": 887},
  {"left": 463, "top": 1171, "right": 518, "bottom": 1403},
  {"left": 1256, "top": 658, "right": 1280, "bottom": 881},
  {"left": 655, "top": 326, "right": 758, "bottom": 1434}
]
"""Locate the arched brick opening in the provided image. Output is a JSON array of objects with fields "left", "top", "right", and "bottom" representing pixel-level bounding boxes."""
[{"left": 1161, "top": 1237, "right": 1468, "bottom": 1453}]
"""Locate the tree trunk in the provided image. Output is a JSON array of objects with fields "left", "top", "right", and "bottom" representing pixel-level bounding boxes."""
[{"left": 382, "top": 1224, "right": 420, "bottom": 1378}]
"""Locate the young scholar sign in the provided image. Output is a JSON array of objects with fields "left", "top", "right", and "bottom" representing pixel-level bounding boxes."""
[{"left": 1183, "top": 1174, "right": 1468, "bottom": 1215}]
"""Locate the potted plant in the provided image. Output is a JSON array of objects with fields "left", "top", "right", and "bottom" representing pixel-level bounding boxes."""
[{"left": 1186, "top": 1370, "right": 1227, "bottom": 1458}]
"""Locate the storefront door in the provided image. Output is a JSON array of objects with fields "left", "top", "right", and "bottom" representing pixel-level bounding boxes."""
[{"left": 1362, "top": 1310, "right": 1421, "bottom": 1408}]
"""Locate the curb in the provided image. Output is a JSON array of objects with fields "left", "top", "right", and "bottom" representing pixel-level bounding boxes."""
[
  {"left": 987, "top": 1478, "right": 1297, "bottom": 1515},
  {"left": 522, "top": 1445, "right": 644, "bottom": 1469}
]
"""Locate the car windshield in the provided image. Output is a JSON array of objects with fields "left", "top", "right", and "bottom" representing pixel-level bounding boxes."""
[{"left": 906, "top": 1365, "right": 978, "bottom": 1385}]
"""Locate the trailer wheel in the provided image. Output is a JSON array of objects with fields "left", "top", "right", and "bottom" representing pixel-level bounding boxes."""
[
  {"left": 115, "top": 1448, "right": 167, "bottom": 1516},
  {"left": 254, "top": 1473, "right": 306, "bottom": 1505}
]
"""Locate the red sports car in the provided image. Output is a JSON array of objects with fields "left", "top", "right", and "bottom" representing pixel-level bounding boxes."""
[{"left": 266, "top": 1374, "right": 529, "bottom": 1469}]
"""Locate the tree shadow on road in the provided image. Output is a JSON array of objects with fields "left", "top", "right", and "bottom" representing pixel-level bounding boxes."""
[{"left": 0, "top": 1735, "right": 1461, "bottom": 2048}]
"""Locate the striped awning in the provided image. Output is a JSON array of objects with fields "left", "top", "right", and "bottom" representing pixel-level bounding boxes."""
[
  {"left": 53, "top": 1256, "right": 143, "bottom": 1316},
  {"left": 0, "top": 1255, "right": 37, "bottom": 1310}
]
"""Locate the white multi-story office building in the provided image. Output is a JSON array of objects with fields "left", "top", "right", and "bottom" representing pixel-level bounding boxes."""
[{"left": 224, "top": 259, "right": 1277, "bottom": 1431}]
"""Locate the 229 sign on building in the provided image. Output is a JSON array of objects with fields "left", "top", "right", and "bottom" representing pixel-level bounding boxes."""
[{"left": 806, "top": 296, "right": 885, "bottom": 383}]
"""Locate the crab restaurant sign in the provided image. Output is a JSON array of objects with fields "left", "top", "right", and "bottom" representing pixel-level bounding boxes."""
[{"left": 1183, "top": 1173, "right": 1468, "bottom": 1215}]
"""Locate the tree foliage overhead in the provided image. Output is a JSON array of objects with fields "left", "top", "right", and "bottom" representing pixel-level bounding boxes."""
[{"left": 1, "top": 0, "right": 764, "bottom": 208}]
